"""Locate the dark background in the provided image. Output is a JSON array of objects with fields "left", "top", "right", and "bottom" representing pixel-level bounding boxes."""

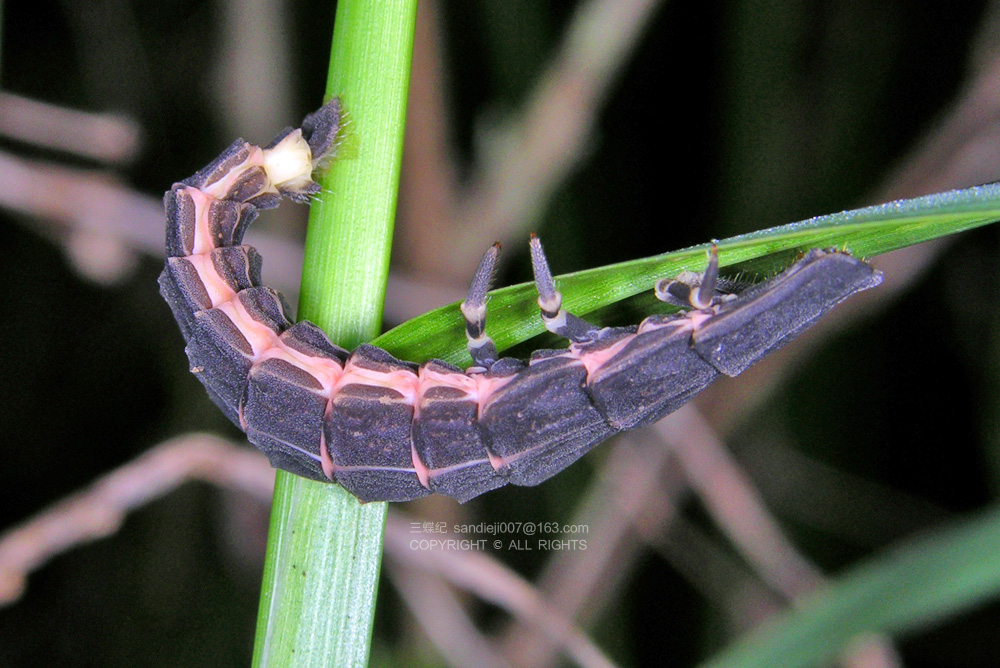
[{"left": 1, "top": 1, "right": 999, "bottom": 666}]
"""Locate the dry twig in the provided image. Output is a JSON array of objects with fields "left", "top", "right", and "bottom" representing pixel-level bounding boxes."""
[
  {"left": 0, "top": 91, "right": 142, "bottom": 165},
  {"left": 384, "top": 513, "right": 621, "bottom": 668},
  {"left": 0, "top": 434, "right": 273, "bottom": 606}
]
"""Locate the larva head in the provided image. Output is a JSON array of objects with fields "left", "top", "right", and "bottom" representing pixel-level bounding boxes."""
[{"left": 262, "top": 129, "right": 316, "bottom": 197}]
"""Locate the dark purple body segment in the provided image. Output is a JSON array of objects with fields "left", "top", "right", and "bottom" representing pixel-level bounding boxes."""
[
  {"left": 243, "top": 321, "right": 349, "bottom": 482},
  {"left": 480, "top": 351, "right": 616, "bottom": 487},
  {"left": 323, "top": 345, "right": 431, "bottom": 502},
  {"left": 585, "top": 320, "right": 720, "bottom": 431},
  {"left": 411, "top": 361, "right": 507, "bottom": 502},
  {"left": 691, "top": 250, "right": 880, "bottom": 376},
  {"left": 244, "top": 357, "right": 329, "bottom": 481},
  {"left": 159, "top": 100, "right": 884, "bottom": 503}
]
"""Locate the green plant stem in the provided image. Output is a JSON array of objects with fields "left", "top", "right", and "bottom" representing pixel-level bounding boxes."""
[{"left": 252, "top": 2, "right": 417, "bottom": 667}]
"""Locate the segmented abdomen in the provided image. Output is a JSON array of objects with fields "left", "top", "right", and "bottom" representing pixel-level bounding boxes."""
[{"left": 159, "top": 100, "right": 883, "bottom": 503}]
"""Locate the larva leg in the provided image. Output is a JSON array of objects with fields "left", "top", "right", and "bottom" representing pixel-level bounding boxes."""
[
  {"left": 529, "top": 234, "right": 602, "bottom": 342},
  {"left": 412, "top": 244, "right": 517, "bottom": 501},
  {"left": 477, "top": 238, "right": 617, "bottom": 487},
  {"left": 587, "top": 247, "right": 883, "bottom": 429},
  {"left": 583, "top": 247, "right": 725, "bottom": 430},
  {"left": 655, "top": 244, "right": 723, "bottom": 310},
  {"left": 459, "top": 243, "right": 501, "bottom": 369},
  {"left": 690, "top": 249, "right": 882, "bottom": 376}
]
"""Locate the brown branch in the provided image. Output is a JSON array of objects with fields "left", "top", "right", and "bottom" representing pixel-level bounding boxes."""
[
  {"left": 635, "top": 507, "right": 785, "bottom": 633},
  {"left": 657, "top": 407, "right": 824, "bottom": 600},
  {"left": 0, "top": 91, "right": 142, "bottom": 165},
  {"left": 656, "top": 407, "right": 902, "bottom": 668},
  {"left": 0, "top": 434, "right": 273, "bottom": 606},
  {"left": 402, "top": 0, "right": 666, "bottom": 280},
  {"left": 385, "top": 560, "right": 514, "bottom": 668},
  {"left": 500, "top": 433, "right": 686, "bottom": 667}
]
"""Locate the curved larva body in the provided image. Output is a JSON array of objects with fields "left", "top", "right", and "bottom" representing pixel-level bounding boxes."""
[{"left": 159, "top": 100, "right": 883, "bottom": 503}]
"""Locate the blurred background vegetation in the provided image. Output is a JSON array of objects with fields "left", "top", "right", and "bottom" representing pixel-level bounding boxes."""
[{"left": 2, "top": 1, "right": 1000, "bottom": 666}]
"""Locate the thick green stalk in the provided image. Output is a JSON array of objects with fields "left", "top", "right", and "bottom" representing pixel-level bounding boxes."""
[{"left": 252, "top": 2, "right": 417, "bottom": 667}]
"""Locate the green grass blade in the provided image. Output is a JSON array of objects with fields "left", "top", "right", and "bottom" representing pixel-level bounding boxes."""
[
  {"left": 697, "top": 504, "right": 1000, "bottom": 668},
  {"left": 252, "top": 2, "right": 417, "bottom": 667},
  {"left": 376, "top": 184, "right": 1000, "bottom": 365}
]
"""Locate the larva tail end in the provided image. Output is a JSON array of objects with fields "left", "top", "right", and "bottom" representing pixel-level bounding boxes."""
[{"left": 301, "top": 98, "right": 341, "bottom": 163}]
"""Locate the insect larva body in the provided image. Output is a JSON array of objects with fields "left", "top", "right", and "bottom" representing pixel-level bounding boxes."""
[{"left": 160, "top": 100, "right": 883, "bottom": 503}]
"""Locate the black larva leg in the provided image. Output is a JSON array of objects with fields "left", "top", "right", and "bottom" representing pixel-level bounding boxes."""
[
  {"left": 691, "top": 249, "right": 883, "bottom": 376},
  {"left": 529, "top": 235, "right": 602, "bottom": 343},
  {"left": 460, "top": 243, "right": 501, "bottom": 368},
  {"left": 473, "top": 236, "right": 628, "bottom": 487},
  {"left": 655, "top": 244, "right": 722, "bottom": 309},
  {"left": 583, "top": 246, "right": 726, "bottom": 430}
]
